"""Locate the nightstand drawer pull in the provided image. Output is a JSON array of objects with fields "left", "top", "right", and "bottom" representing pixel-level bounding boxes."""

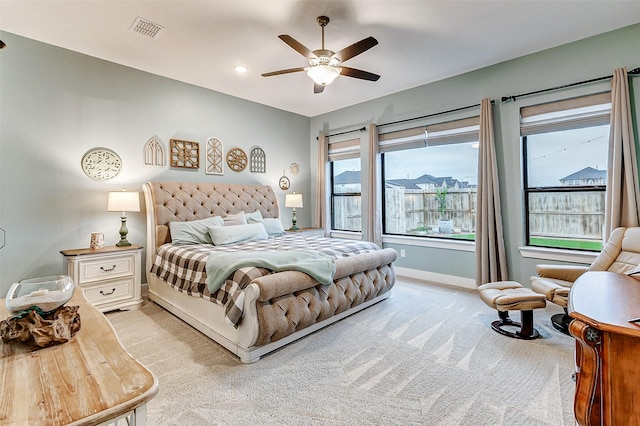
[
  {"left": 100, "top": 265, "right": 117, "bottom": 272},
  {"left": 100, "top": 288, "right": 116, "bottom": 296}
]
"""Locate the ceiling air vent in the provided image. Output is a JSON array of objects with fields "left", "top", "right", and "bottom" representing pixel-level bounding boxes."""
[{"left": 130, "top": 17, "right": 164, "bottom": 39}]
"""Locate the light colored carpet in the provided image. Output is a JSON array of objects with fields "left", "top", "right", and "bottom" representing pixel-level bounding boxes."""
[{"left": 106, "top": 278, "right": 576, "bottom": 425}]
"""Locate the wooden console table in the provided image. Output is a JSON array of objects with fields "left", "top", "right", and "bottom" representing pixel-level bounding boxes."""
[
  {"left": 0, "top": 287, "right": 158, "bottom": 425},
  {"left": 568, "top": 271, "right": 640, "bottom": 426}
]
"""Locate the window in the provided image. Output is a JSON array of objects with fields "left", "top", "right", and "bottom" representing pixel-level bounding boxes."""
[
  {"left": 522, "top": 93, "right": 611, "bottom": 251},
  {"left": 328, "top": 138, "right": 361, "bottom": 232},
  {"left": 381, "top": 117, "right": 479, "bottom": 240}
]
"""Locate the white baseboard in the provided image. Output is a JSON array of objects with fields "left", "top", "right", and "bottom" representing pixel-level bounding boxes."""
[{"left": 394, "top": 267, "right": 477, "bottom": 291}]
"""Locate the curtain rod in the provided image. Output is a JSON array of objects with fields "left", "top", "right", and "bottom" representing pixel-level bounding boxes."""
[
  {"left": 377, "top": 101, "right": 490, "bottom": 128},
  {"left": 501, "top": 67, "right": 640, "bottom": 103},
  {"left": 316, "top": 126, "right": 366, "bottom": 140}
]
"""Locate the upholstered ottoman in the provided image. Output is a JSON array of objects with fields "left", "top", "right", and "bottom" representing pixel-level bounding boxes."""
[{"left": 478, "top": 281, "right": 546, "bottom": 340}]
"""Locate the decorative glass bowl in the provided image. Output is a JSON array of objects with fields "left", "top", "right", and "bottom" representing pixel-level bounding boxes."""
[{"left": 5, "top": 275, "right": 75, "bottom": 314}]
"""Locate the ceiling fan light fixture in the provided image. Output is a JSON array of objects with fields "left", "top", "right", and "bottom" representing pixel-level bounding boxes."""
[{"left": 307, "top": 65, "right": 342, "bottom": 86}]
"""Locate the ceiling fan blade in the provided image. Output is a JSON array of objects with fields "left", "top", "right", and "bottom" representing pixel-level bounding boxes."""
[
  {"left": 278, "top": 35, "right": 316, "bottom": 59},
  {"left": 334, "top": 36, "right": 378, "bottom": 62},
  {"left": 341, "top": 67, "right": 380, "bottom": 82},
  {"left": 261, "top": 67, "right": 307, "bottom": 77},
  {"left": 314, "top": 83, "right": 325, "bottom": 94}
]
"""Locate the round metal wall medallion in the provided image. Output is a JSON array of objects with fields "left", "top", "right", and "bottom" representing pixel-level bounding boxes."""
[
  {"left": 81, "top": 148, "right": 122, "bottom": 181},
  {"left": 226, "top": 147, "right": 248, "bottom": 172}
]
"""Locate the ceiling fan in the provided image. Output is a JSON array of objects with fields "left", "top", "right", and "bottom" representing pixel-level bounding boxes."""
[{"left": 261, "top": 16, "right": 380, "bottom": 94}]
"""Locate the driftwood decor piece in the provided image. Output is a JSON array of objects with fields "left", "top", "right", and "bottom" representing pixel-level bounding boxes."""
[
  {"left": 226, "top": 147, "right": 248, "bottom": 172},
  {"left": 206, "top": 137, "right": 224, "bottom": 175},
  {"left": 0, "top": 305, "right": 81, "bottom": 348},
  {"left": 170, "top": 139, "right": 200, "bottom": 169}
]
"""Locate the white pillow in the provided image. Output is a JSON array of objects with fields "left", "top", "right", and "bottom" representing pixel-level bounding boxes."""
[
  {"left": 169, "top": 216, "right": 224, "bottom": 245},
  {"left": 244, "top": 210, "right": 263, "bottom": 222},
  {"left": 223, "top": 211, "right": 247, "bottom": 226},
  {"left": 246, "top": 212, "right": 285, "bottom": 236},
  {"left": 261, "top": 218, "right": 286, "bottom": 237},
  {"left": 208, "top": 223, "right": 269, "bottom": 246}
]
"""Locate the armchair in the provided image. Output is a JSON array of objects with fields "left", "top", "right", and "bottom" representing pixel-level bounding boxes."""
[{"left": 531, "top": 227, "right": 640, "bottom": 334}]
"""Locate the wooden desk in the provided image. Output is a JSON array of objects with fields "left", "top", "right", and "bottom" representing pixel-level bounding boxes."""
[
  {"left": 568, "top": 271, "right": 640, "bottom": 426},
  {"left": 0, "top": 287, "right": 158, "bottom": 425}
]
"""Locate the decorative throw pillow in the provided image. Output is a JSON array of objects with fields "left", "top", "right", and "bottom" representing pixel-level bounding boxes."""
[
  {"left": 208, "top": 223, "right": 269, "bottom": 246},
  {"left": 260, "top": 218, "right": 286, "bottom": 237},
  {"left": 244, "top": 210, "right": 263, "bottom": 222},
  {"left": 169, "top": 216, "right": 224, "bottom": 245},
  {"left": 223, "top": 211, "right": 247, "bottom": 226},
  {"left": 245, "top": 211, "right": 285, "bottom": 236}
]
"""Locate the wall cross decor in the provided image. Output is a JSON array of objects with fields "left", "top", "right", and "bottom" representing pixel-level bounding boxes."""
[{"left": 170, "top": 139, "right": 199, "bottom": 169}]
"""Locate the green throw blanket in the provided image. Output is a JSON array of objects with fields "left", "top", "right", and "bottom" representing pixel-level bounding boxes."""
[{"left": 206, "top": 250, "right": 337, "bottom": 293}]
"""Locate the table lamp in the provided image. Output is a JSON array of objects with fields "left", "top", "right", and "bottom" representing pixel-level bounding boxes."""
[
  {"left": 285, "top": 192, "right": 303, "bottom": 231},
  {"left": 107, "top": 189, "right": 140, "bottom": 246}
]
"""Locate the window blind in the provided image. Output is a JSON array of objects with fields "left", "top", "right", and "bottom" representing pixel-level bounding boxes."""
[
  {"left": 520, "top": 92, "right": 611, "bottom": 136},
  {"left": 426, "top": 116, "right": 480, "bottom": 146},
  {"left": 378, "top": 116, "right": 480, "bottom": 153},
  {"left": 378, "top": 127, "right": 426, "bottom": 153},
  {"left": 328, "top": 137, "right": 360, "bottom": 161}
]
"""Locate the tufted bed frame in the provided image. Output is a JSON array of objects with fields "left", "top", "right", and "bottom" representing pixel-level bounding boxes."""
[{"left": 142, "top": 181, "right": 397, "bottom": 363}]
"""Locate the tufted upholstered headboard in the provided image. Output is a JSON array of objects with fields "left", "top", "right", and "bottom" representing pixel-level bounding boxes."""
[{"left": 142, "top": 181, "right": 280, "bottom": 257}]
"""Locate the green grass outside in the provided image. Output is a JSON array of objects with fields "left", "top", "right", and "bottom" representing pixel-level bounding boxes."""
[
  {"left": 530, "top": 237, "right": 602, "bottom": 251},
  {"left": 445, "top": 233, "right": 475, "bottom": 241},
  {"left": 407, "top": 232, "right": 601, "bottom": 249}
]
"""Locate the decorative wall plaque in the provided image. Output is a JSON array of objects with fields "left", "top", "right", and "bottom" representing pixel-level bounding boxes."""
[
  {"left": 205, "top": 137, "right": 224, "bottom": 175},
  {"left": 170, "top": 139, "right": 199, "bottom": 169},
  {"left": 250, "top": 146, "right": 266, "bottom": 173},
  {"left": 226, "top": 147, "right": 248, "bottom": 172},
  {"left": 81, "top": 148, "right": 122, "bottom": 181},
  {"left": 143, "top": 136, "right": 165, "bottom": 166},
  {"left": 290, "top": 162, "right": 300, "bottom": 176},
  {"left": 279, "top": 171, "right": 290, "bottom": 190}
]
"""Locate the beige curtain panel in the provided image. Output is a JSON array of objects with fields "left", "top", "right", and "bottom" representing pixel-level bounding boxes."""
[
  {"left": 604, "top": 67, "right": 640, "bottom": 240},
  {"left": 366, "top": 123, "right": 383, "bottom": 247},
  {"left": 315, "top": 132, "right": 328, "bottom": 232},
  {"left": 475, "top": 98, "right": 508, "bottom": 285}
]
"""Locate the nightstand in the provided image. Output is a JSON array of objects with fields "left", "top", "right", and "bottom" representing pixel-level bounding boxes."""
[{"left": 61, "top": 245, "right": 143, "bottom": 312}]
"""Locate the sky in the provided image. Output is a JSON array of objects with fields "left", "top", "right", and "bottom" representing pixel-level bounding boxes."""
[{"left": 525, "top": 124, "right": 609, "bottom": 187}]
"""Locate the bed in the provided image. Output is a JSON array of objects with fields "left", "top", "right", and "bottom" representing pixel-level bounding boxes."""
[{"left": 142, "top": 181, "right": 397, "bottom": 363}]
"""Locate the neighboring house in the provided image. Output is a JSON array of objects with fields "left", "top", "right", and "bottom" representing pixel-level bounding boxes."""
[
  {"left": 334, "top": 170, "right": 472, "bottom": 192},
  {"left": 387, "top": 174, "right": 472, "bottom": 191},
  {"left": 560, "top": 166, "right": 607, "bottom": 186},
  {"left": 333, "top": 170, "right": 362, "bottom": 193}
]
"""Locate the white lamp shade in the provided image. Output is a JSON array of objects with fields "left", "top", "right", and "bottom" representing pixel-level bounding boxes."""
[
  {"left": 107, "top": 191, "right": 141, "bottom": 213},
  {"left": 307, "top": 65, "right": 341, "bottom": 86},
  {"left": 285, "top": 193, "right": 303, "bottom": 208}
]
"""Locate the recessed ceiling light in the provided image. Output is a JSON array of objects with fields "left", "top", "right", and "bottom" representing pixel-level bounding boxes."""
[{"left": 234, "top": 65, "right": 248, "bottom": 74}]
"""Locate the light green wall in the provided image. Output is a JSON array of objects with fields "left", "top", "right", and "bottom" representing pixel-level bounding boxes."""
[
  {"left": 2, "top": 24, "right": 639, "bottom": 295},
  {"left": 0, "top": 32, "right": 310, "bottom": 296},
  {"left": 310, "top": 23, "right": 640, "bottom": 285}
]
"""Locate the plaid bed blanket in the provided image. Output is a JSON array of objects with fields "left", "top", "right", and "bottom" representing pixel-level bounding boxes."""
[{"left": 150, "top": 231, "right": 380, "bottom": 327}]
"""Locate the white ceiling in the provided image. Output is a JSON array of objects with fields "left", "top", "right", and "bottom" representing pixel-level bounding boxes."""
[{"left": 2, "top": 1, "right": 640, "bottom": 117}]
